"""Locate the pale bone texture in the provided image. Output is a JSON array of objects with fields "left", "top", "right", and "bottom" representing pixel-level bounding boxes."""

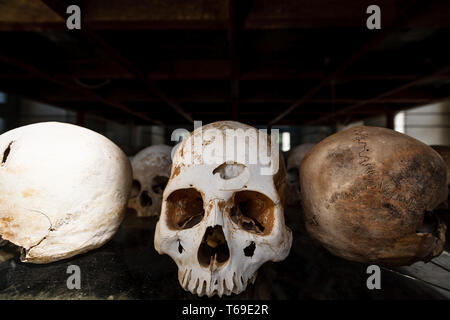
[
  {"left": 154, "top": 121, "right": 292, "bottom": 297},
  {"left": 300, "top": 126, "right": 448, "bottom": 266},
  {"left": 286, "top": 143, "right": 315, "bottom": 206},
  {"left": 128, "top": 145, "right": 172, "bottom": 217},
  {"left": 0, "top": 122, "right": 132, "bottom": 263}
]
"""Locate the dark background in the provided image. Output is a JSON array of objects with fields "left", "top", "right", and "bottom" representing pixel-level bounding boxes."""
[{"left": 0, "top": 0, "right": 449, "bottom": 300}]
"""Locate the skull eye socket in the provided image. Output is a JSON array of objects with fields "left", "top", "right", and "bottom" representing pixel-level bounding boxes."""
[
  {"left": 166, "top": 188, "right": 205, "bottom": 230},
  {"left": 152, "top": 176, "right": 169, "bottom": 194},
  {"left": 130, "top": 179, "right": 141, "bottom": 198},
  {"left": 230, "top": 191, "right": 275, "bottom": 235}
]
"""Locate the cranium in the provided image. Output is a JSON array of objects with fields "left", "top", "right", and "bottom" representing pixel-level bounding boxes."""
[
  {"left": 154, "top": 121, "right": 292, "bottom": 297},
  {"left": 0, "top": 122, "right": 132, "bottom": 263},
  {"left": 128, "top": 145, "right": 172, "bottom": 218},
  {"left": 286, "top": 143, "right": 315, "bottom": 207},
  {"left": 300, "top": 126, "right": 447, "bottom": 266}
]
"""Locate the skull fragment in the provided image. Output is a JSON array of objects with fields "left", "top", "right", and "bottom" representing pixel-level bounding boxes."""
[
  {"left": 300, "top": 126, "right": 447, "bottom": 266},
  {"left": 128, "top": 145, "right": 172, "bottom": 217},
  {"left": 0, "top": 122, "right": 132, "bottom": 263},
  {"left": 154, "top": 121, "right": 292, "bottom": 297}
]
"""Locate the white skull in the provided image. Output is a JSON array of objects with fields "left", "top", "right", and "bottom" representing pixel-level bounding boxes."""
[
  {"left": 286, "top": 143, "right": 315, "bottom": 206},
  {"left": 128, "top": 145, "right": 172, "bottom": 217},
  {"left": 0, "top": 122, "right": 131, "bottom": 263},
  {"left": 154, "top": 121, "right": 292, "bottom": 297}
]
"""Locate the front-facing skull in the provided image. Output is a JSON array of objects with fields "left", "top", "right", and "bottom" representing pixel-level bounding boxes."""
[
  {"left": 128, "top": 145, "right": 172, "bottom": 217},
  {"left": 154, "top": 121, "right": 292, "bottom": 297}
]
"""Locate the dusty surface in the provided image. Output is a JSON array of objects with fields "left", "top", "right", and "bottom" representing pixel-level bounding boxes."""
[{"left": 0, "top": 208, "right": 448, "bottom": 300}]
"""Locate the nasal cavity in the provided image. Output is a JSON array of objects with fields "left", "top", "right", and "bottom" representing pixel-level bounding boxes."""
[
  {"left": 140, "top": 191, "right": 153, "bottom": 207},
  {"left": 197, "top": 225, "right": 230, "bottom": 267}
]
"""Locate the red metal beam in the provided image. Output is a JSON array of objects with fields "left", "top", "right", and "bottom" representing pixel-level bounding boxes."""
[
  {"left": 40, "top": 0, "right": 193, "bottom": 124},
  {"left": 308, "top": 65, "right": 450, "bottom": 125},
  {"left": 268, "top": 0, "right": 434, "bottom": 125},
  {"left": 229, "top": 0, "right": 240, "bottom": 121},
  {"left": 0, "top": 50, "right": 162, "bottom": 125}
]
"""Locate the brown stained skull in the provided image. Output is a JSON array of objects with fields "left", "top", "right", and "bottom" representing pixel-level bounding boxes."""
[
  {"left": 431, "top": 145, "right": 450, "bottom": 236},
  {"left": 300, "top": 126, "right": 448, "bottom": 266}
]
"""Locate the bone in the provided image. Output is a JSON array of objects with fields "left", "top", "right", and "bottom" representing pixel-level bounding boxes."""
[
  {"left": 154, "top": 121, "right": 292, "bottom": 297},
  {"left": 299, "top": 126, "right": 448, "bottom": 266},
  {"left": 0, "top": 122, "right": 132, "bottom": 263}
]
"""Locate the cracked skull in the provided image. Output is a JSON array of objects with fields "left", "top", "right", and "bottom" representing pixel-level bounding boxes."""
[
  {"left": 128, "top": 144, "right": 172, "bottom": 217},
  {"left": 300, "top": 126, "right": 448, "bottom": 266},
  {"left": 154, "top": 121, "right": 292, "bottom": 297},
  {"left": 0, "top": 122, "right": 132, "bottom": 263}
]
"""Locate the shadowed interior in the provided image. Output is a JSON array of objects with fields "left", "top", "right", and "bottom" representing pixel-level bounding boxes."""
[
  {"left": 166, "top": 188, "right": 205, "bottom": 230},
  {"left": 197, "top": 225, "right": 230, "bottom": 267},
  {"left": 130, "top": 179, "right": 141, "bottom": 198},
  {"left": 231, "top": 191, "right": 275, "bottom": 235},
  {"left": 152, "top": 176, "right": 169, "bottom": 194}
]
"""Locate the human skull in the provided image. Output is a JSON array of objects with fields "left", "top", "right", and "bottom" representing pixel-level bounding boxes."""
[
  {"left": 0, "top": 122, "right": 132, "bottom": 263},
  {"left": 286, "top": 143, "right": 315, "bottom": 207},
  {"left": 128, "top": 145, "right": 172, "bottom": 217},
  {"left": 300, "top": 126, "right": 447, "bottom": 266},
  {"left": 154, "top": 121, "right": 292, "bottom": 297}
]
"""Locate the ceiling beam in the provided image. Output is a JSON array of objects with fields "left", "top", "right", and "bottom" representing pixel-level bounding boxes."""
[
  {"left": 34, "top": 86, "right": 444, "bottom": 105},
  {"left": 85, "top": 31, "right": 194, "bottom": 124},
  {"left": 40, "top": 0, "right": 193, "bottom": 124},
  {"left": 0, "top": 50, "right": 161, "bottom": 125},
  {"left": 268, "top": 0, "right": 435, "bottom": 126},
  {"left": 308, "top": 64, "right": 450, "bottom": 125},
  {"left": 4, "top": 0, "right": 450, "bottom": 31},
  {"left": 5, "top": 69, "right": 450, "bottom": 82}
]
